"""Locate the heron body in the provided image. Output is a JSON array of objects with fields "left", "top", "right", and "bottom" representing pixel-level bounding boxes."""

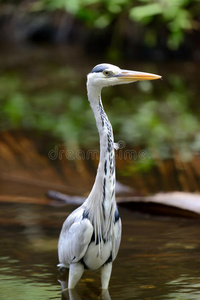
[{"left": 58, "top": 63, "right": 161, "bottom": 289}]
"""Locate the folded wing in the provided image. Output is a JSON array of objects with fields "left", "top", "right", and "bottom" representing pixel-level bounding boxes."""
[{"left": 58, "top": 207, "right": 93, "bottom": 267}]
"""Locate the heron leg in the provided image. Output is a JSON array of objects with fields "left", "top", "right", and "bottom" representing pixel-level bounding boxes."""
[
  {"left": 101, "top": 263, "right": 112, "bottom": 290},
  {"left": 68, "top": 263, "right": 84, "bottom": 289}
]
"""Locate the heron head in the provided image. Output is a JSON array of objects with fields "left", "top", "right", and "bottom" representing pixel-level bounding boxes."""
[{"left": 87, "top": 63, "right": 161, "bottom": 89}]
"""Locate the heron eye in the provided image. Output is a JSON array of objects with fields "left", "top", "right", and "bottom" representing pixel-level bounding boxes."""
[{"left": 103, "top": 70, "right": 111, "bottom": 76}]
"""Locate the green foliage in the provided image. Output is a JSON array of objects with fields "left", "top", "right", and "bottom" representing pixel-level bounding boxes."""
[
  {"left": 0, "top": 68, "right": 93, "bottom": 146},
  {"left": 0, "top": 62, "right": 199, "bottom": 164},
  {"left": 116, "top": 73, "right": 200, "bottom": 160},
  {"left": 130, "top": 0, "right": 194, "bottom": 49},
  {"left": 28, "top": 0, "right": 199, "bottom": 49},
  {"left": 0, "top": 0, "right": 198, "bottom": 51}
]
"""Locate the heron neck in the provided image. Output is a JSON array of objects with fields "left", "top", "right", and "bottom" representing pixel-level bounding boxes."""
[{"left": 86, "top": 85, "right": 116, "bottom": 216}]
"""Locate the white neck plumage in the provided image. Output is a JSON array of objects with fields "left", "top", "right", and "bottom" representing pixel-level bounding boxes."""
[{"left": 85, "top": 83, "right": 116, "bottom": 251}]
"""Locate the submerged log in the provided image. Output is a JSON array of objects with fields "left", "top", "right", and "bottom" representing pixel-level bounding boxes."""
[
  {"left": 46, "top": 190, "right": 200, "bottom": 217},
  {"left": 117, "top": 192, "right": 200, "bottom": 217}
]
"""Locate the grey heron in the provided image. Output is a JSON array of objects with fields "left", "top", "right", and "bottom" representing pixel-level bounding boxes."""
[{"left": 58, "top": 63, "right": 161, "bottom": 290}]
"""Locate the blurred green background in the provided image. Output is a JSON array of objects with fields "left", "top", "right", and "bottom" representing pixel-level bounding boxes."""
[{"left": 0, "top": 0, "right": 200, "bottom": 192}]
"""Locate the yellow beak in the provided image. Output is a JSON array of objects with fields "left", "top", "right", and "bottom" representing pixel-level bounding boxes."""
[{"left": 117, "top": 70, "right": 162, "bottom": 81}]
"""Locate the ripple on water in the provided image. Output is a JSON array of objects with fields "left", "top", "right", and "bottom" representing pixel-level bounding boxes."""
[{"left": 1, "top": 203, "right": 200, "bottom": 300}]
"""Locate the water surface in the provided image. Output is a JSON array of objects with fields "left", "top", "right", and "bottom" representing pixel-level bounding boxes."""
[{"left": 1, "top": 201, "right": 200, "bottom": 300}]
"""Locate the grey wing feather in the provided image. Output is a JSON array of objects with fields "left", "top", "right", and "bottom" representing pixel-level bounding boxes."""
[
  {"left": 58, "top": 206, "right": 93, "bottom": 267},
  {"left": 112, "top": 217, "right": 122, "bottom": 261}
]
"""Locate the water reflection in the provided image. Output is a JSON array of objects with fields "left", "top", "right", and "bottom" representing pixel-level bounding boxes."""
[
  {"left": 1, "top": 202, "right": 200, "bottom": 300},
  {"left": 60, "top": 286, "right": 82, "bottom": 300},
  {"left": 59, "top": 279, "right": 111, "bottom": 300},
  {"left": 165, "top": 274, "right": 200, "bottom": 299},
  {"left": 58, "top": 269, "right": 112, "bottom": 300}
]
